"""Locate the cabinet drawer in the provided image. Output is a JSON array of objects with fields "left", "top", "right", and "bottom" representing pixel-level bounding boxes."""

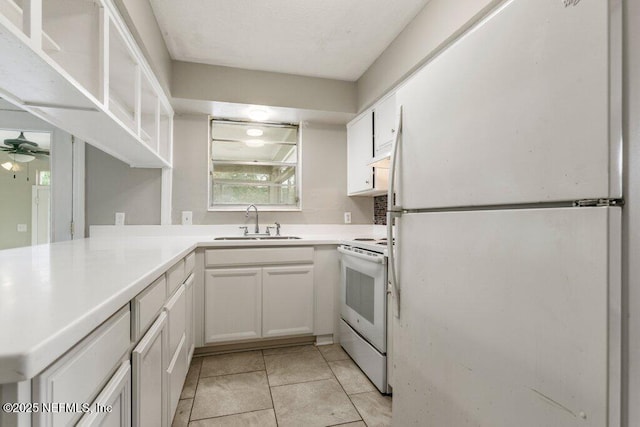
[
  {"left": 166, "top": 335, "right": 188, "bottom": 422},
  {"left": 185, "top": 251, "right": 196, "bottom": 277},
  {"left": 33, "top": 306, "right": 131, "bottom": 427},
  {"left": 132, "top": 312, "right": 168, "bottom": 427},
  {"left": 205, "top": 247, "right": 314, "bottom": 267},
  {"left": 167, "top": 259, "right": 185, "bottom": 295},
  {"left": 77, "top": 360, "right": 131, "bottom": 427},
  {"left": 132, "top": 275, "right": 167, "bottom": 342},
  {"left": 164, "top": 284, "right": 186, "bottom": 358}
]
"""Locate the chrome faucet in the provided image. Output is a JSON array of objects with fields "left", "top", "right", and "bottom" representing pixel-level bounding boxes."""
[{"left": 245, "top": 204, "right": 259, "bottom": 234}]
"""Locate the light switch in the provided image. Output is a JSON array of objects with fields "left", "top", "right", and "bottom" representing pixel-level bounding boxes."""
[
  {"left": 181, "top": 211, "right": 193, "bottom": 225},
  {"left": 17, "top": 224, "right": 27, "bottom": 232},
  {"left": 115, "top": 212, "right": 125, "bottom": 226}
]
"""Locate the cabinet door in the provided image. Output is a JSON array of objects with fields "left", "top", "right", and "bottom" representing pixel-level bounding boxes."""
[
  {"left": 164, "top": 284, "right": 186, "bottom": 358},
  {"left": 77, "top": 361, "right": 131, "bottom": 427},
  {"left": 132, "top": 312, "right": 168, "bottom": 427},
  {"left": 262, "top": 265, "right": 314, "bottom": 338},
  {"left": 205, "top": 268, "right": 262, "bottom": 343},
  {"left": 374, "top": 93, "right": 397, "bottom": 156},
  {"left": 347, "top": 112, "right": 374, "bottom": 195},
  {"left": 185, "top": 273, "right": 195, "bottom": 362}
]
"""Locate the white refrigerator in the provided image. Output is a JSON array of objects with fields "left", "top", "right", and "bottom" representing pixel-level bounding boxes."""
[{"left": 387, "top": 0, "right": 622, "bottom": 426}]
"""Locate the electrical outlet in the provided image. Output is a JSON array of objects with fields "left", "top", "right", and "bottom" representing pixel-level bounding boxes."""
[
  {"left": 181, "top": 211, "right": 193, "bottom": 225},
  {"left": 115, "top": 212, "right": 125, "bottom": 226},
  {"left": 344, "top": 212, "right": 352, "bottom": 224},
  {"left": 17, "top": 224, "right": 27, "bottom": 232}
]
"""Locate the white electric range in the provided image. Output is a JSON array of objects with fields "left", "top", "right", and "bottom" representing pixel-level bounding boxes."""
[{"left": 337, "top": 237, "right": 392, "bottom": 393}]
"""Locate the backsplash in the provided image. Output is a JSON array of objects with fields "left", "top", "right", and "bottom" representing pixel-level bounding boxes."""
[{"left": 374, "top": 195, "right": 387, "bottom": 225}]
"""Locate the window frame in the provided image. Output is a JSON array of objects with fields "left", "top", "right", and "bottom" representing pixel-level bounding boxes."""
[{"left": 207, "top": 117, "right": 303, "bottom": 212}]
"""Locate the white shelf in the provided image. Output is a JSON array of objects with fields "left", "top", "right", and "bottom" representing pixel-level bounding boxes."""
[{"left": 0, "top": 0, "right": 173, "bottom": 168}]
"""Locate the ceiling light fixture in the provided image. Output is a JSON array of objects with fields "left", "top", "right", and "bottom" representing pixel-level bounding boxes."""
[
  {"left": 245, "top": 139, "right": 265, "bottom": 148},
  {"left": 248, "top": 109, "right": 268, "bottom": 122},
  {"left": 8, "top": 153, "right": 35, "bottom": 163},
  {"left": 246, "top": 128, "right": 264, "bottom": 137}
]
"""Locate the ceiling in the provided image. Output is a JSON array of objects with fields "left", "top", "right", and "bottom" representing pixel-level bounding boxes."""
[{"left": 149, "top": 0, "right": 430, "bottom": 81}]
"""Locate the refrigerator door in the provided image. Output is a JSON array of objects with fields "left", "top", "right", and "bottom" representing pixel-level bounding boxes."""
[
  {"left": 395, "top": 0, "right": 621, "bottom": 209},
  {"left": 392, "top": 207, "right": 621, "bottom": 427}
]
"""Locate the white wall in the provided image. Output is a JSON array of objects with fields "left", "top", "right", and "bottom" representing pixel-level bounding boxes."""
[
  {"left": 84, "top": 145, "right": 162, "bottom": 233},
  {"left": 172, "top": 62, "right": 357, "bottom": 114},
  {"left": 356, "top": 0, "right": 500, "bottom": 111},
  {"left": 171, "top": 114, "right": 372, "bottom": 225}
]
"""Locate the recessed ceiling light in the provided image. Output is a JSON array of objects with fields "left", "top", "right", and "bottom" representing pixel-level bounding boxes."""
[
  {"left": 248, "top": 109, "right": 268, "bottom": 121},
  {"left": 246, "top": 128, "right": 264, "bottom": 137},
  {"left": 245, "top": 139, "right": 265, "bottom": 148}
]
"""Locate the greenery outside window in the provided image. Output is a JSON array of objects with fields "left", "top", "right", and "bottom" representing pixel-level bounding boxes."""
[{"left": 209, "top": 119, "right": 301, "bottom": 210}]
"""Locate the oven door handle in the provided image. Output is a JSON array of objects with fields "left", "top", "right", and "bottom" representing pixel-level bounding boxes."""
[{"left": 337, "top": 247, "right": 386, "bottom": 264}]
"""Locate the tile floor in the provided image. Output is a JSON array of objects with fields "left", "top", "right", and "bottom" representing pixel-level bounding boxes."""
[{"left": 172, "top": 344, "right": 392, "bottom": 427}]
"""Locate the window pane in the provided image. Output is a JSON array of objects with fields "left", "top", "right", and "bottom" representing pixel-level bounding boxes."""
[
  {"left": 212, "top": 140, "right": 297, "bottom": 163},
  {"left": 210, "top": 120, "right": 300, "bottom": 209}
]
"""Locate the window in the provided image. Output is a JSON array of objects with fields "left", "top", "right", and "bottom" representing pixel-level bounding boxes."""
[{"left": 209, "top": 119, "right": 301, "bottom": 210}]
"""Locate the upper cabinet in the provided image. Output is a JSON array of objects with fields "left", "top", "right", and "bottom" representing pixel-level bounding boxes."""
[
  {"left": 373, "top": 93, "right": 397, "bottom": 159},
  {"left": 0, "top": 0, "right": 173, "bottom": 168},
  {"left": 347, "top": 93, "right": 396, "bottom": 196},
  {"left": 347, "top": 112, "right": 374, "bottom": 195}
]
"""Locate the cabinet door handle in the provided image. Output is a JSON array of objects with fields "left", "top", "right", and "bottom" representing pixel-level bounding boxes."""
[{"left": 391, "top": 129, "right": 396, "bottom": 133}]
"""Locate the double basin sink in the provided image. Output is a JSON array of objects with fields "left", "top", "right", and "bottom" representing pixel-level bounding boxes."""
[{"left": 213, "top": 236, "right": 301, "bottom": 241}]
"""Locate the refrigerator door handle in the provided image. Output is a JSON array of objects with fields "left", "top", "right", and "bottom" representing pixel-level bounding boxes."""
[{"left": 387, "top": 105, "right": 402, "bottom": 318}]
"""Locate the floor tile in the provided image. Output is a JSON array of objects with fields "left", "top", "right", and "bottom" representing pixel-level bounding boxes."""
[
  {"left": 329, "top": 422, "right": 367, "bottom": 427},
  {"left": 317, "top": 343, "right": 350, "bottom": 362},
  {"left": 329, "top": 359, "right": 376, "bottom": 395},
  {"left": 264, "top": 348, "right": 333, "bottom": 386},
  {"left": 181, "top": 358, "right": 202, "bottom": 399},
  {"left": 200, "top": 350, "right": 264, "bottom": 377},
  {"left": 350, "top": 391, "right": 392, "bottom": 427},
  {"left": 188, "top": 409, "right": 277, "bottom": 427},
  {"left": 172, "top": 399, "right": 193, "bottom": 427},
  {"left": 190, "top": 371, "right": 272, "bottom": 420},
  {"left": 271, "top": 378, "right": 361, "bottom": 427},
  {"left": 262, "top": 344, "right": 318, "bottom": 356}
]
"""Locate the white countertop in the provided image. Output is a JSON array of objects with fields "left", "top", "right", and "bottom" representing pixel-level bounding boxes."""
[{"left": 0, "top": 226, "right": 385, "bottom": 384}]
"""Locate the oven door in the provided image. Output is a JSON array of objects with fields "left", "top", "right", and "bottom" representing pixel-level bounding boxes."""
[{"left": 338, "top": 246, "right": 387, "bottom": 353}]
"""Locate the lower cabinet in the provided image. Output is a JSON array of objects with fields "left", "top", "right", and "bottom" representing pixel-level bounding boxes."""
[
  {"left": 32, "top": 307, "right": 131, "bottom": 427},
  {"left": 132, "top": 312, "right": 168, "bottom": 427},
  {"left": 205, "top": 268, "right": 262, "bottom": 343},
  {"left": 262, "top": 266, "right": 314, "bottom": 338},
  {"left": 77, "top": 361, "right": 131, "bottom": 427},
  {"left": 185, "top": 274, "right": 195, "bottom": 361},
  {"left": 204, "top": 252, "right": 315, "bottom": 345}
]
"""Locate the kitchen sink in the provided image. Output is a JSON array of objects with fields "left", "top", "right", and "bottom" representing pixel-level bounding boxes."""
[{"left": 213, "top": 236, "right": 301, "bottom": 241}]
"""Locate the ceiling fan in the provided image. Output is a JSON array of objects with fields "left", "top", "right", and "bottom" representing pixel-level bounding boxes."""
[{"left": 1, "top": 132, "right": 49, "bottom": 163}]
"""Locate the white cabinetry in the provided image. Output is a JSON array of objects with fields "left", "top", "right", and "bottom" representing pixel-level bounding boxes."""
[
  {"left": 204, "top": 247, "right": 315, "bottom": 344},
  {"left": 132, "top": 312, "right": 168, "bottom": 427},
  {"left": 204, "top": 268, "right": 262, "bottom": 343},
  {"left": 347, "top": 109, "right": 389, "bottom": 196},
  {"left": 373, "top": 93, "right": 397, "bottom": 158},
  {"left": 77, "top": 361, "right": 131, "bottom": 427},
  {"left": 0, "top": 0, "right": 174, "bottom": 167},
  {"left": 262, "top": 266, "right": 314, "bottom": 338},
  {"left": 185, "top": 273, "right": 195, "bottom": 361},
  {"left": 32, "top": 306, "right": 131, "bottom": 427},
  {"left": 347, "top": 112, "right": 374, "bottom": 195}
]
